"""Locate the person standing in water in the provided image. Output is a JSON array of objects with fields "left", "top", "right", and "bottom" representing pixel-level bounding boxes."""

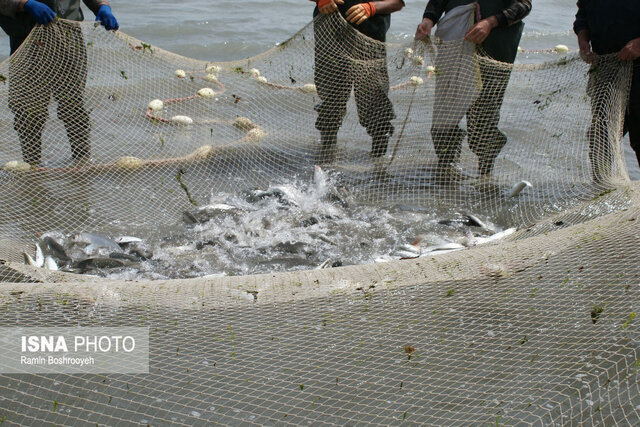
[
  {"left": 415, "top": 0, "right": 531, "bottom": 181},
  {"left": 312, "top": 0, "right": 404, "bottom": 164},
  {"left": 0, "top": 0, "right": 119, "bottom": 167}
]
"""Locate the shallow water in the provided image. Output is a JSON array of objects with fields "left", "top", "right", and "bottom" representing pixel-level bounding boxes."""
[
  {"left": 0, "top": 0, "right": 637, "bottom": 178},
  {"left": 2, "top": 1, "right": 639, "bottom": 280}
]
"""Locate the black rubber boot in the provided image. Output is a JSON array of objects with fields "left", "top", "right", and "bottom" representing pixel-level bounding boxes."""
[
  {"left": 371, "top": 133, "right": 390, "bottom": 158},
  {"left": 318, "top": 130, "right": 338, "bottom": 164},
  {"left": 478, "top": 156, "right": 496, "bottom": 177}
]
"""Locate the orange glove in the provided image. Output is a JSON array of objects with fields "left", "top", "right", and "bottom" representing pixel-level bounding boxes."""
[
  {"left": 317, "top": 0, "right": 344, "bottom": 15},
  {"left": 345, "top": 2, "right": 376, "bottom": 25}
]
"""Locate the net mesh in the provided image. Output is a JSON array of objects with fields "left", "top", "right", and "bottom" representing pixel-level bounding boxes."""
[{"left": 0, "top": 14, "right": 638, "bottom": 424}]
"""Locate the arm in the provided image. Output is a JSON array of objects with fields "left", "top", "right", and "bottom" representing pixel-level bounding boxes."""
[
  {"left": 619, "top": 38, "right": 640, "bottom": 61},
  {"left": 85, "top": 0, "right": 118, "bottom": 30},
  {"left": 371, "top": 0, "right": 404, "bottom": 15},
  {"left": 345, "top": 0, "right": 403, "bottom": 26},
  {"left": 573, "top": 0, "right": 588, "bottom": 36},
  {"left": 465, "top": 0, "right": 531, "bottom": 44},
  {"left": 573, "top": 0, "right": 593, "bottom": 62},
  {"left": 0, "top": 0, "right": 22, "bottom": 17},
  {"left": 415, "top": 0, "right": 445, "bottom": 40},
  {"left": 494, "top": 0, "right": 531, "bottom": 28},
  {"left": 82, "top": 0, "right": 109, "bottom": 16},
  {"left": 422, "top": 0, "right": 446, "bottom": 25}
]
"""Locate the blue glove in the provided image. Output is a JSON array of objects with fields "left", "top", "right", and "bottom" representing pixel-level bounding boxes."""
[
  {"left": 96, "top": 5, "right": 119, "bottom": 31},
  {"left": 23, "top": 0, "right": 56, "bottom": 25}
]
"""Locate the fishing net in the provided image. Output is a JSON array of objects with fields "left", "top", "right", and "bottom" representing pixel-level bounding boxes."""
[{"left": 0, "top": 13, "right": 638, "bottom": 424}]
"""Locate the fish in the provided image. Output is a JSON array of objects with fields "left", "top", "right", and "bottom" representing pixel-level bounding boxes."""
[
  {"left": 115, "top": 236, "right": 143, "bottom": 245},
  {"left": 23, "top": 252, "right": 38, "bottom": 267},
  {"left": 473, "top": 227, "right": 516, "bottom": 245},
  {"left": 109, "top": 252, "right": 141, "bottom": 262},
  {"left": 44, "top": 256, "right": 58, "bottom": 271},
  {"left": 313, "top": 165, "right": 328, "bottom": 195},
  {"left": 326, "top": 186, "right": 353, "bottom": 209},
  {"left": 420, "top": 242, "right": 466, "bottom": 254},
  {"left": 39, "top": 236, "right": 71, "bottom": 263},
  {"left": 315, "top": 259, "right": 342, "bottom": 269},
  {"left": 129, "top": 246, "right": 153, "bottom": 261},
  {"left": 466, "top": 214, "right": 487, "bottom": 229},
  {"left": 244, "top": 186, "right": 299, "bottom": 207},
  {"left": 73, "top": 257, "right": 126, "bottom": 271},
  {"left": 183, "top": 204, "right": 241, "bottom": 225},
  {"left": 35, "top": 243, "right": 45, "bottom": 267},
  {"left": 316, "top": 259, "right": 332, "bottom": 269},
  {"left": 439, "top": 214, "right": 491, "bottom": 231},
  {"left": 400, "top": 244, "right": 421, "bottom": 254},
  {"left": 73, "top": 233, "right": 122, "bottom": 253},
  {"left": 509, "top": 180, "right": 533, "bottom": 197},
  {"left": 397, "top": 251, "right": 420, "bottom": 259}
]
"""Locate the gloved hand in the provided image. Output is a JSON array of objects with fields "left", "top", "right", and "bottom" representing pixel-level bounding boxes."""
[
  {"left": 345, "top": 2, "right": 376, "bottom": 25},
  {"left": 96, "top": 4, "right": 119, "bottom": 31},
  {"left": 317, "top": 0, "right": 344, "bottom": 15},
  {"left": 23, "top": 0, "right": 56, "bottom": 25}
]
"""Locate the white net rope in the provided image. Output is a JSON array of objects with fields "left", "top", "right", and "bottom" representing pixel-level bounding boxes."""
[{"left": 0, "top": 15, "right": 638, "bottom": 424}]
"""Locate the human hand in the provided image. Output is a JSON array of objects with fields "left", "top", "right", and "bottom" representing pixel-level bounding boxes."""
[
  {"left": 346, "top": 2, "right": 376, "bottom": 25},
  {"left": 577, "top": 30, "right": 593, "bottom": 63},
  {"left": 317, "top": 0, "right": 344, "bottom": 15},
  {"left": 464, "top": 17, "right": 497, "bottom": 44},
  {"left": 414, "top": 17, "right": 434, "bottom": 41},
  {"left": 23, "top": 0, "right": 56, "bottom": 25},
  {"left": 619, "top": 38, "right": 640, "bottom": 61},
  {"left": 96, "top": 4, "right": 119, "bottom": 31}
]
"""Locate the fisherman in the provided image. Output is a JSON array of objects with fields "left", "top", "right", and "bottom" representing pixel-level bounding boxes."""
[
  {"left": 312, "top": 0, "right": 404, "bottom": 164},
  {"left": 415, "top": 0, "right": 531, "bottom": 181},
  {"left": 0, "top": 0, "right": 119, "bottom": 167},
  {"left": 574, "top": 0, "right": 640, "bottom": 182}
]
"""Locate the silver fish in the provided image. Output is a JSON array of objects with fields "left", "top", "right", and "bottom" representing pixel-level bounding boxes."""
[
  {"left": 509, "top": 180, "right": 533, "bottom": 197},
  {"left": 421, "top": 242, "right": 466, "bottom": 254},
  {"left": 474, "top": 227, "right": 516, "bottom": 245},
  {"left": 397, "top": 250, "right": 420, "bottom": 259},
  {"left": 39, "top": 236, "right": 71, "bottom": 262},
  {"left": 23, "top": 252, "right": 38, "bottom": 267},
  {"left": 74, "top": 233, "right": 122, "bottom": 253},
  {"left": 465, "top": 214, "right": 490, "bottom": 230},
  {"left": 115, "top": 236, "right": 143, "bottom": 244},
  {"left": 35, "top": 243, "right": 44, "bottom": 267},
  {"left": 316, "top": 259, "right": 332, "bottom": 269},
  {"left": 313, "top": 165, "right": 328, "bottom": 195},
  {"left": 44, "top": 256, "right": 58, "bottom": 271},
  {"left": 400, "top": 244, "right": 421, "bottom": 254}
]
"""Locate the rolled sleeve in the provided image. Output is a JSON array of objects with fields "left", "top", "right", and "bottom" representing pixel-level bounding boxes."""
[
  {"left": 423, "top": 0, "right": 446, "bottom": 23},
  {"left": 494, "top": 0, "right": 531, "bottom": 28},
  {"left": 83, "top": 0, "right": 109, "bottom": 15}
]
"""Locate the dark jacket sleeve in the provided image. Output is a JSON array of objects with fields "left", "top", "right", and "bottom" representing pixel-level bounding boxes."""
[
  {"left": 82, "top": 0, "right": 109, "bottom": 15},
  {"left": 494, "top": 0, "right": 531, "bottom": 28},
  {"left": 573, "top": 0, "right": 588, "bottom": 34},
  {"left": 422, "top": 0, "right": 447, "bottom": 23},
  {"left": 0, "top": 0, "right": 23, "bottom": 17}
]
